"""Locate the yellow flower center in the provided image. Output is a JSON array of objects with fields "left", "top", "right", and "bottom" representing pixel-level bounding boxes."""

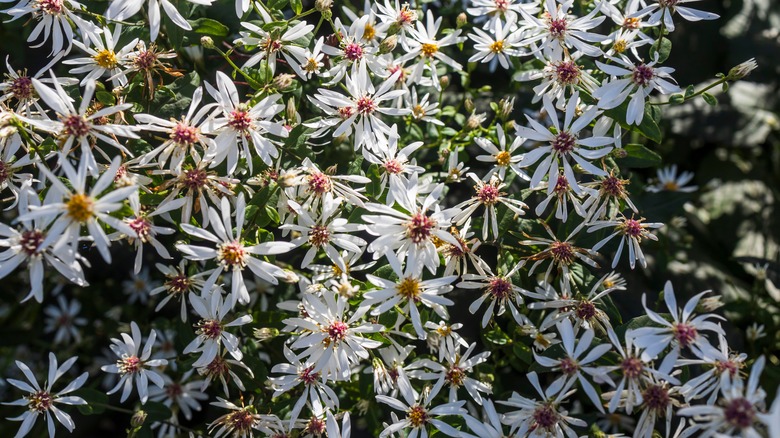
[
  {"left": 363, "top": 23, "right": 376, "bottom": 41},
  {"left": 420, "top": 43, "right": 439, "bottom": 57},
  {"left": 93, "top": 49, "right": 118, "bottom": 69},
  {"left": 495, "top": 150, "right": 511, "bottom": 166},
  {"left": 66, "top": 193, "right": 94, "bottom": 222},
  {"left": 412, "top": 104, "right": 425, "bottom": 119},
  {"left": 663, "top": 181, "right": 679, "bottom": 191},
  {"left": 489, "top": 40, "right": 505, "bottom": 53},
  {"left": 397, "top": 277, "right": 421, "bottom": 301},
  {"left": 613, "top": 39, "right": 627, "bottom": 54}
]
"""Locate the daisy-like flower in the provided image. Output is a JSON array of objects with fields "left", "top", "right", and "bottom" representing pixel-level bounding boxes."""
[
  {"left": 375, "top": 0, "right": 418, "bottom": 36},
  {"left": 3, "top": 353, "right": 88, "bottom": 438},
  {"left": 101, "top": 321, "right": 168, "bottom": 404},
  {"left": 679, "top": 334, "right": 747, "bottom": 405},
  {"left": 646, "top": 165, "right": 698, "bottom": 193},
  {"left": 438, "top": 218, "right": 488, "bottom": 277},
  {"left": 195, "top": 354, "right": 253, "bottom": 396},
  {"left": 282, "top": 193, "right": 366, "bottom": 272},
  {"left": 514, "top": 53, "right": 600, "bottom": 108},
  {"left": 376, "top": 389, "right": 468, "bottom": 438},
  {"left": 283, "top": 291, "right": 384, "bottom": 381},
  {"left": 403, "top": 88, "right": 443, "bottom": 126},
  {"left": 269, "top": 347, "right": 339, "bottom": 426},
  {"left": 363, "top": 252, "right": 457, "bottom": 339},
  {"left": 498, "top": 371, "right": 587, "bottom": 436},
  {"left": 184, "top": 289, "right": 252, "bottom": 368},
  {"left": 44, "top": 295, "right": 87, "bottom": 345},
  {"left": 453, "top": 173, "right": 528, "bottom": 240},
  {"left": 106, "top": 0, "right": 216, "bottom": 42},
  {"left": 148, "top": 370, "right": 209, "bottom": 426},
  {"left": 363, "top": 175, "right": 461, "bottom": 275},
  {"left": 474, "top": 124, "right": 530, "bottom": 184},
  {"left": 679, "top": 356, "right": 771, "bottom": 437},
  {"left": 292, "top": 36, "right": 327, "bottom": 81},
  {"left": 364, "top": 125, "right": 424, "bottom": 205},
  {"left": 517, "top": 0, "right": 606, "bottom": 59},
  {"left": 208, "top": 397, "right": 261, "bottom": 438},
  {"left": 17, "top": 156, "right": 137, "bottom": 264},
  {"left": 176, "top": 193, "right": 296, "bottom": 306},
  {"left": 116, "top": 41, "right": 178, "bottom": 99},
  {"left": 632, "top": 0, "right": 719, "bottom": 33},
  {"left": 630, "top": 281, "right": 726, "bottom": 369},
  {"left": 588, "top": 215, "right": 663, "bottom": 269},
  {"left": 236, "top": 14, "right": 314, "bottom": 71},
  {"left": 516, "top": 95, "right": 614, "bottom": 193},
  {"left": 468, "top": 15, "right": 524, "bottom": 70},
  {"left": 1, "top": 185, "right": 87, "bottom": 303},
  {"left": 584, "top": 171, "right": 639, "bottom": 220},
  {"left": 307, "top": 62, "right": 407, "bottom": 151},
  {"left": 398, "top": 10, "right": 465, "bottom": 88},
  {"left": 292, "top": 157, "right": 372, "bottom": 209},
  {"left": 0, "top": 58, "right": 77, "bottom": 116},
  {"left": 321, "top": 16, "right": 378, "bottom": 84},
  {"left": 410, "top": 342, "right": 492, "bottom": 404},
  {"left": 149, "top": 261, "right": 206, "bottom": 322},
  {"left": 204, "top": 71, "right": 288, "bottom": 173},
  {"left": 26, "top": 76, "right": 138, "bottom": 176},
  {"left": 632, "top": 376, "right": 682, "bottom": 438},
  {"left": 467, "top": 0, "right": 539, "bottom": 30},
  {"left": 521, "top": 222, "right": 599, "bottom": 289},
  {"left": 458, "top": 262, "right": 533, "bottom": 328},
  {"left": 594, "top": 56, "right": 680, "bottom": 125},
  {"left": 371, "top": 343, "right": 417, "bottom": 402},
  {"left": 533, "top": 171, "right": 596, "bottom": 222},
  {"left": 134, "top": 87, "right": 216, "bottom": 171},
  {"left": 1, "top": 0, "right": 99, "bottom": 56},
  {"left": 529, "top": 273, "right": 624, "bottom": 332},
  {"left": 533, "top": 319, "right": 614, "bottom": 412},
  {"left": 63, "top": 25, "right": 139, "bottom": 87}
]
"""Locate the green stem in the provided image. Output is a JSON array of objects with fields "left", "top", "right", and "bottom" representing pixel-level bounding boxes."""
[
  {"left": 650, "top": 77, "right": 728, "bottom": 106},
  {"left": 213, "top": 47, "right": 263, "bottom": 89}
]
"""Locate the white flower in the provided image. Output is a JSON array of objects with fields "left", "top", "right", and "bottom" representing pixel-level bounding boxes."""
[
  {"left": 588, "top": 215, "right": 663, "bottom": 269},
  {"left": 148, "top": 370, "right": 208, "bottom": 422},
  {"left": 149, "top": 261, "right": 207, "bottom": 322},
  {"left": 44, "top": 295, "right": 87, "bottom": 345},
  {"left": 364, "top": 125, "right": 424, "bottom": 205},
  {"left": 458, "top": 262, "right": 532, "bottom": 328},
  {"left": 514, "top": 53, "right": 600, "bottom": 108},
  {"left": 106, "top": 0, "right": 215, "bottom": 42},
  {"left": 398, "top": 10, "right": 466, "bottom": 88},
  {"left": 533, "top": 171, "right": 596, "bottom": 222},
  {"left": 292, "top": 36, "right": 327, "bottom": 81},
  {"left": 17, "top": 156, "right": 137, "bottom": 264},
  {"left": 516, "top": 95, "right": 614, "bottom": 193},
  {"left": 375, "top": 0, "right": 418, "bottom": 36},
  {"left": 453, "top": 173, "right": 528, "bottom": 240},
  {"left": 203, "top": 71, "right": 288, "bottom": 173},
  {"left": 646, "top": 165, "right": 697, "bottom": 193},
  {"left": 283, "top": 291, "right": 384, "bottom": 381},
  {"left": 184, "top": 289, "right": 252, "bottom": 368},
  {"left": 594, "top": 56, "right": 680, "bottom": 125},
  {"left": 410, "top": 342, "right": 492, "bottom": 404},
  {"left": 468, "top": 15, "right": 523, "bottom": 71},
  {"left": 269, "top": 347, "right": 339, "bottom": 426},
  {"left": 4, "top": 353, "right": 88, "bottom": 438},
  {"left": 678, "top": 334, "right": 747, "bottom": 405},
  {"left": 404, "top": 88, "right": 444, "bottom": 126},
  {"left": 321, "top": 16, "right": 378, "bottom": 84},
  {"left": 438, "top": 218, "right": 488, "bottom": 277},
  {"left": 630, "top": 281, "right": 726, "bottom": 369},
  {"left": 521, "top": 223, "right": 599, "bottom": 293},
  {"left": 462, "top": 399, "right": 511, "bottom": 438},
  {"left": 176, "top": 193, "right": 296, "bottom": 306},
  {"left": 236, "top": 15, "right": 314, "bottom": 71},
  {"left": 195, "top": 354, "right": 253, "bottom": 397},
  {"left": 363, "top": 252, "right": 457, "bottom": 339},
  {"left": 498, "top": 371, "right": 587, "bottom": 436},
  {"left": 474, "top": 124, "right": 529, "bottom": 182},
  {"left": 63, "top": 25, "right": 139, "bottom": 87},
  {"left": 467, "top": 0, "right": 538, "bottom": 30},
  {"left": 208, "top": 397, "right": 261, "bottom": 438},
  {"left": 363, "top": 175, "right": 461, "bottom": 275},
  {"left": 517, "top": 0, "right": 606, "bottom": 59},
  {"left": 1, "top": 0, "right": 99, "bottom": 55},
  {"left": 632, "top": 0, "right": 719, "bottom": 33},
  {"left": 101, "top": 321, "right": 168, "bottom": 404},
  {"left": 376, "top": 389, "right": 467, "bottom": 437}
]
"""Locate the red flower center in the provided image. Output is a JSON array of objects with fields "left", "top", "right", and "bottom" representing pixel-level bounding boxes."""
[{"left": 406, "top": 212, "right": 435, "bottom": 244}]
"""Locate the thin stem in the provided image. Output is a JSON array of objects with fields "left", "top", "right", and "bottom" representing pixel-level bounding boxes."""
[
  {"left": 213, "top": 47, "right": 263, "bottom": 90},
  {"left": 650, "top": 77, "right": 728, "bottom": 106}
]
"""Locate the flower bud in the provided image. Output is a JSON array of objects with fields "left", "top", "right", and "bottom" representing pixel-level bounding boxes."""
[
  {"left": 497, "top": 96, "right": 515, "bottom": 121},
  {"left": 200, "top": 36, "right": 215, "bottom": 49},
  {"left": 464, "top": 98, "right": 475, "bottom": 113},
  {"left": 439, "top": 75, "right": 450, "bottom": 89},
  {"left": 456, "top": 13, "right": 468, "bottom": 28},
  {"left": 465, "top": 113, "right": 486, "bottom": 131},
  {"left": 281, "top": 270, "right": 300, "bottom": 283},
  {"left": 611, "top": 148, "right": 628, "bottom": 159},
  {"left": 253, "top": 327, "right": 280, "bottom": 341},
  {"left": 315, "top": 0, "right": 332, "bottom": 12},
  {"left": 273, "top": 73, "right": 296, "bottom": 91},
  {"left": 727, "top": 58, "right": 758, "bottom": 80},
  {"left": 379, "top": 35, "right": 398, "bottom": 54},
  {"left": 131, "top": 410, "right": 147, "bottom": 428},
  {"left": 286, "top": 98, "right": 297, "bottom": 123}
]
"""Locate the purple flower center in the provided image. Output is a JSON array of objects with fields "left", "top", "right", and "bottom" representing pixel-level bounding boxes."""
[
  {"left": 632, "top": 64, "right": 655, "bottom": 86},
  {"left": 551, "top": 131, "right": 576, "bottom": 154},
  {"left": 724, "top": 397, "right": 755, "bottom": 429}
]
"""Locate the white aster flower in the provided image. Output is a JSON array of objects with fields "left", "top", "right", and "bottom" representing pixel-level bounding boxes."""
[
  {"left": 517, "top": 0, "right": 607, "bottom": 59},
  {"left": 453, "top": 173, "right": 528, "bottom": 241},
  {"left": 468, "top": 15, "right": 524, "bottom": 70},
  {"left": 458, "top": 261, "right": 533, "bottom": 328},
  {"left": 43, "top": 295, "right": 87, "bottom": 345},
  {"left": 631, "top": 0, "right": 719, "bottom": 33},
  {"left": 101, "top": 321, "right": 168, "bottom": 404},
  {"left": 376, "top": 389, "right": 468, "bottom": 438},
  {"left": 63, "top": 24, "right": 139, "bottom": 87},
  {"left": 106, "top": 0, "right": 215, "bottom": 42},
  {"left": 646, "top": 164, "right": 698, "bottom": 193},
  {"left": 184, "top": 289, "right": 252, "bottom": 368},
  {"left": 398, "top": 9, "right": 466, "bottom": 89},
  {"left": 236, "top": 15, "right": 314, "bottom": 71},
  {"left": 588, "top": 215, "right": 663, "bottom": 269},
  {"left": 1, "top": 0, "right": 99, "bottom": 56}
]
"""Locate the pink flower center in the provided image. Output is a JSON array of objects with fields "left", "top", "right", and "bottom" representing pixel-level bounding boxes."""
[
  {"left": 672, "top": 322, "right": 698, "bottom": 348},
  {"left": 494, "top": 0, "right": 509, "bottom": 12},
  {"left": 36, "top": 0, "right": 63, "bottom": 14},
  {"left": 165, "top": 383, "right": 183, "bottom": 399},
  {"left": 170, "top": 122, "right": 200, "bottom": 146},
  {"left": 327, "top": 321, "right": 349, "bottom": 343},
  {"left": 714, "top": 360, "right": 739, "bottom": 377},
  {"left": 575, "top": 300, "right": 597, "bottom": 320},
  {"left": 338, "top": 106, "right": 355, "bottom": 120},
  {"left": 642, "top": 384, "right": 670, "bottom": 411},
  {"left": 724, "top": 397, "right": 755, "bottom": 429},
  {"left": 553, "top": 174, "right": 570, "bottom": 194},
  {"left": 308, "top": 171, "right": 332, "bottom": 195},
  {"left": 263, "top": 39, "right": 283, "bottom": 52},
  {"left": 445, "top": 366, "right": 466, "bottom": 386},
  {"left": 532, "top": 403, "right": 559, "bottom": 430},
  {"left": 551, "top": 131, "right": 576, "bottom": 154},
  {"left": 554, "top": 61, "right": 581, "bottom": 85},
  {"left": 621, "top": 357, "right": 644, "bottom": 378},
  {"left": 308, "top": 225, "right": 330, "bottom": 247},
  {"left": 632, "top": 64, "right": 655, "bottom": 86},
  {"left": 165, "top": 273, "right": 192, "bottom": 295},
  {"left": 299, "top": 365, "right": 321, "bottom": 385},
  {"left": 621, "top": 219, "right": 643, "bottom": 237},
  {"left": 601, "top": 175, "right": 627, "bottom": 198},
  {"left": 19, "top": 229, "right": 45, "bottom": 256},
  {"left": 488, "top": 277, "right": 512, "bottom": 300},
  {"left": 204, "top": 356, "right": 229, "bottom": 377},
  {"left": 128, "top": 217, "right": 152, "bottom": 241},
  {"left": 383, "top": 159, "right": 403, "bottom": 174},
  {"left": 227, "top": 409, "right": 256, "bottom": 432},
  {"left": 407, "top": 405, "right": 429, "bottom": 427},
  {"left": 27, "top": 390, "right": 53, "bottom": 412},
  {"left": 218, "top": 240, "right": 248, "bottom": 268},
  {"left": 356, "top": 96, "right": 376, "bottom": 115},
  {"left": 118, "top": 355, "right": 142, "bottom": 375},
  {"left": 182, "top": 168, "right": 208, "bottom": 190},
  {"left": 406, "top": 212, "right": 435, "bottom": 244},
  {"left": 305, "top": 416, "right": 326, "bottom": 435},
  {"left": 559, "top": 357, "right": 579, "bottom": 375},
  {"left": 10, "top": 76, "right": 34, "bottom": 100},
  {"left": 228, "top": 109, "right": 253, "bottom": 133},
  {"left": 61, "top": 114, "right": 91, "bottom": 138},
  {"left": 344, "top": 42, "right": 364, "bottom": 61},
  {"left": 477, "top": 184, "right": 500, "bottom": 205},
  {"left": 134, "top": 50, "right": 158, "bottom": 70},
  {"left": 549, "top": 240, "right": 575, "bottom": 265},
  {"left": 548, "top": 17, "right": 568, "bottom": 39},
  {"left": 197, "top": 319, "right": 223, "bottom": 339}
]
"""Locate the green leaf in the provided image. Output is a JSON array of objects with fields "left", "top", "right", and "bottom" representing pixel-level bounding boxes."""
[
  {"left": 96, "top": 90, "right": 116, "bottom": 106},
  {"left": 650, "top": 37, "right": 672, "bottom": 63},
  {"left": 684, "top": 85, "right": 695, "bottom": 98},
  {"left": 604, "top": 103, "right": 662, "bottom": 144},
  {"left": 668, "top": 94, "right": 684, "bottom": 104},
  {"left": 702, "top": 92, "right": 718, "bottom": 106},
  {"left": 615, "top": 144, "right": 662, "bottom": 168},
  {"left": 291, "top": 0, "right": 303, "bottom": 14},
  {"left": 72, "top": 388, "right": 108, "bottom": 415},
  {"left": 189, "top": 18, "right": 230, "bottom": 37}
]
